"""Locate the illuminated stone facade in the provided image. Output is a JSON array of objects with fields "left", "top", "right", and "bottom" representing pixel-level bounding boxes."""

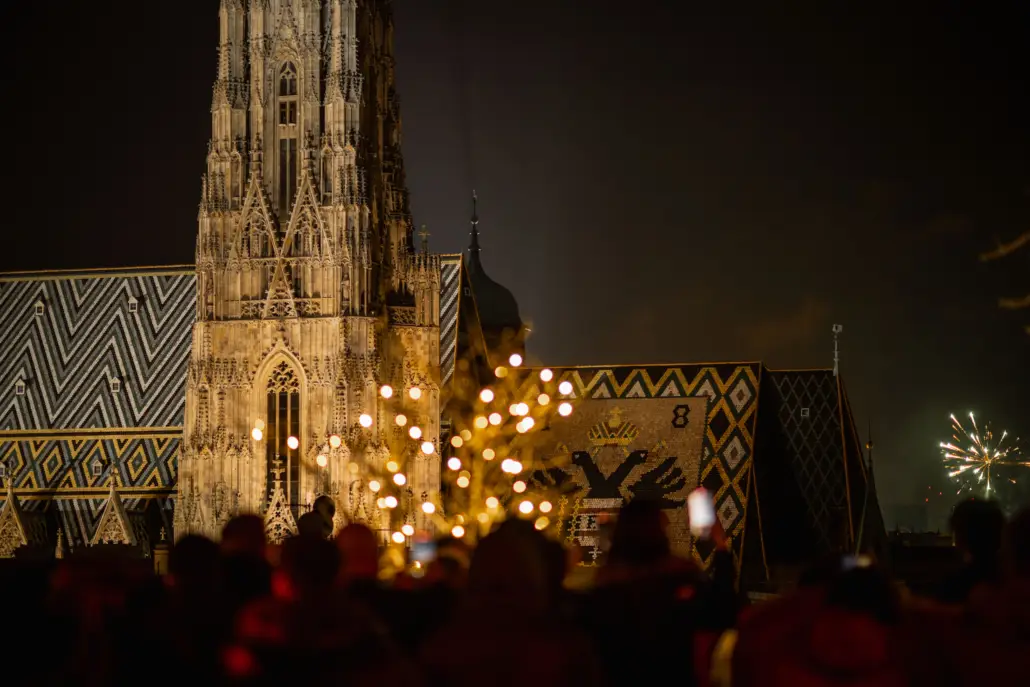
[{"left": 176, "top": 0, "right": 441, "bottom": 540}]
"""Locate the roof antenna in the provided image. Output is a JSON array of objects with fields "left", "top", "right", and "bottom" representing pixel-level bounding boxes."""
[
  {"left": 832, "top": 324, "right": 843, "bottom": 377},
  {"left": 467, "top": 190, "right": 482, "bottom": 267}
]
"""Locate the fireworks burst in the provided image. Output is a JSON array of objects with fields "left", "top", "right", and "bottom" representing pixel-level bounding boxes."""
[{"left": 940, "top": 413, "right": 1028, "bottom": 497}]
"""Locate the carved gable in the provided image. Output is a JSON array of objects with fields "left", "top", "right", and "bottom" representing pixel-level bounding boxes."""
[
  {"left": 0, "top": 481, "right": 28, "bottom": 558},
  {"left": 91, "top": 482, "right": 137, "bottom": 546}
]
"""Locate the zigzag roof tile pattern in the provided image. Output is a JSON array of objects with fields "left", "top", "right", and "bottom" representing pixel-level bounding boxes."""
[
  {"left": 0, "top": 268, "right": 195, "bottom": 430},
  {"left": 0, "top": 261, "right": 467, "bottom": 431},
  {"left": 439, "top": 255, "right": 461, "bottom": 385}
]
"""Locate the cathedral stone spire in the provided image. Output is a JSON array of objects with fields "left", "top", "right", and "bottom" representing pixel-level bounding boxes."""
[{"left": 181, "top": 1, "right": 443, "bottom": 542}]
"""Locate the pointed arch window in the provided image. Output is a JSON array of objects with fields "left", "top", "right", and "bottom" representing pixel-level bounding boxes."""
[
  {"left": 321, "top": 152, "right": 333, "bottom": 203},
  {"left": 278, "top": 63, "right": 298, "bottom": 124},
  {"left": 266, "top": 361, "right": 301, "bottom": 514},
  {"left": 278, "top": 62, "right": 299, "bottom": 213}
]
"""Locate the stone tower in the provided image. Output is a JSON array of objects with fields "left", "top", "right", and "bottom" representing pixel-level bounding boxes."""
[{"left": 176, "top": 0, "right": 441, "bottom": 541}]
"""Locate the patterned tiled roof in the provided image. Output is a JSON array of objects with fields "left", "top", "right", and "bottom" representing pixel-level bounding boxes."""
[{"left": 0, "top": 267, "right": 195, "bottom": 430}]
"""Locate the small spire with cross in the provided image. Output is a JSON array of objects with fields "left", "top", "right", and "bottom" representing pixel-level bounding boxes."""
[
  {"left": 468, "top": 189, "right": 482, "bottom": 263},
  {"left": 271, "top": 457, "right": 285, "bottom": 484},
  {"left": 418, "top": 224, "right": 430, "bottom": 254}
]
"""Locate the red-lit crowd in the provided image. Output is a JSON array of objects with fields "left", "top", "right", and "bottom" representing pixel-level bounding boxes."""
[{"left": 4, "top": 498, "right": 1028, "bottom": 686}]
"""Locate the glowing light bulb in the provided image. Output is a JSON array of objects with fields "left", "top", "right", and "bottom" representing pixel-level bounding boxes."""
[
  {"left": 474, "top": 416, "right": 488, "bottom": 429},
  {"left": 447, "top": 457, "right": 462, "bottom": 471},
  {"left": 376, "top": 497, "right": 387, "bottom": 508},
  {"left": 513, "top": 480, "right": 527, "bottom": 493},
  {"left": 477, "top": 512, "right": 490, "bottom": 524},
  {"left": 392, "top": 531, "right": 406, "bottom": 544},
  {"left": 537, "top": 393, "right": 550, "bottom": 406},
  {"left": 510, "top": 460, "right": 523, "bottom": 474},
  {"left": 558, "top": 381, "right": 573, "bottom": 396},
  {"left": 488, "top": 412, "right": 503, "bottom": 426},
  {"left": 328, "top": 434, "right": 342, "bottom": 449},
  {"left": 456, "top": 475, "right": 470, "bottom": 489},
  {"left": 518, "top": 500, "right": 534, "bottom": 514},
  {"left": 485, "top": 496, "right": 500, "bottom": 509},
  {"left": 482, "top": 448, "right": 496, "bottom": 461},
  {"left": 451, "top": 525, "right": 466, "bottom": 538},
  {"left": 539, "top": 500, "right": 553, "bottom": 514},
  {"left": 521, "top": 417, "right": 535, "bottom": 431},
  {"left": 450, "top": 435, "right": 463, "bottom": 448},
  {"left": 316, "top": 454, "right": 328, "bottom": 468},
  {"left": 558, "top": 402, "right": 573, "bottom": 417},
  {"left": 501, "top": 459, "right": 518, "bottom": 475},
  {"left": 384, "top": 495, "right": 398, "bottom": 508},
  {"left": 386, "top": 461, "right": 399, "bottom": 473},
  {"left": 286, "top": 435, "right": 300, "bottom": 450},
  {"left": 516, "top": 402, "right": 530, "bottom": 416},
  {"left": 348, "top": 462, "right": 360, "bottom": 474},
  {"left": 516, "top": 420, "right": 529, "bottom": 434},
  {"left": 359, "top": 414, "right": 373, "bottom": 428},
  {"left": 395, "top": 414, "right": 408, "bottom": 427},
  {"left": 422, "top": 501, "right": 436, "bottom": 514},
  {"left": 460, "top": 429, "right": 472, "bottom": 441},
  {"left": 380, "top": 385, "right": 394, "bottom": 399},
  {"left": 409, "top": 426, "right": 422, "bottom": 440},
  {"left": 539, "top": 368, "right": 553, "bottom": 383},
  {"left": 535, "top": 517, "right": 550, "bottom": 530},
  {"left": 509, "top": 353, "right": 523, "bottom": 367},
  {"left": 421, "top": 441, "right": 435, "bottom": 455},
  {"left": 393, "top": 473, "right": 407, "bottom": 486},
  {"left": 509, "top": 403, "right": 520, "bottom": 415},
  {"left": 479, "top": 388, "right": 495, "bottom": 403},
  {"left": 369, "top": 480, "right": 381, "bottom": 492},
  {"left": 251, "top": 427, "right": 263, "bottom": 441},
  {"left": 408, "top": 386, "right": 422, "bottom": 400},
  {"left": 401, "top": 524, "right": 415, "bottom": 536},
  {"left": 494, "top": 366, "right": 508, "bottom": 379}
]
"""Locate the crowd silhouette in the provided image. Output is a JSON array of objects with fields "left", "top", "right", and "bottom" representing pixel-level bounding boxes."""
[{"left": 4, "top": 497, "right": 1028, "bottom": 686}]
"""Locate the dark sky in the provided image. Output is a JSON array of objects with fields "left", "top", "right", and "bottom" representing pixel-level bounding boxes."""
[{"left": 3, "top": 1, "right": 1027, "bottom": 525}]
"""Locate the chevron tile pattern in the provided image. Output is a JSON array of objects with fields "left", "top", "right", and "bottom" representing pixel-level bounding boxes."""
[
  {"left": 0, "top": 269, "right": 195, "bottom": 430},
  {"left": 439, "top": 255, "right": 461, "bottom": 385}
]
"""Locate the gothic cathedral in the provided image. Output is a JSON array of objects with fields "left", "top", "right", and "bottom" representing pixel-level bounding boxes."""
[{"left": 175, "top": 0, "right": 441, "bottom": 540}]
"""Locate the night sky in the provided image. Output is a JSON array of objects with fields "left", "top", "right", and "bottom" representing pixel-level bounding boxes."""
[{"left": 3, "top": 1, "right": 1027, "bottom": 526}]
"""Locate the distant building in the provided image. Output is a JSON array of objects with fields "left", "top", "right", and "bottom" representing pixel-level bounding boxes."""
[{"left": 892, "top": 503, "right": 930, "bottom": 533}]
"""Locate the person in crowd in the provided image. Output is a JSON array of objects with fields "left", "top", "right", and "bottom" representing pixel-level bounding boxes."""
[
  {"left": 220, "top": 516, "right": 274, "bottom": 636},
  {"left": 419, "top": 525, "right": 603, "bottom": 686},
  {"left": 932, "top": 497, "right": 1005, "bottom": 604},
  {"left": 229, "top": 534, "right": 417, "bottom": 685},
  {"left": 584, "top": 498, "right": 737, "bottom": 687},
  {"left": 934, "top": 506, "right": 1030, "bottom": 685},
  {"left": 732, "top": 557, "right": 908, "bottom": 687}
]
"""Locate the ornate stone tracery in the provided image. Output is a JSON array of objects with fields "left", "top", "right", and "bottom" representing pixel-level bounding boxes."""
[
  {"left": 178, "top": 0, "right": 442, "bottom": 543},
  {"left": 266, "top": 361, "right": 300, "bottom": 394}
]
